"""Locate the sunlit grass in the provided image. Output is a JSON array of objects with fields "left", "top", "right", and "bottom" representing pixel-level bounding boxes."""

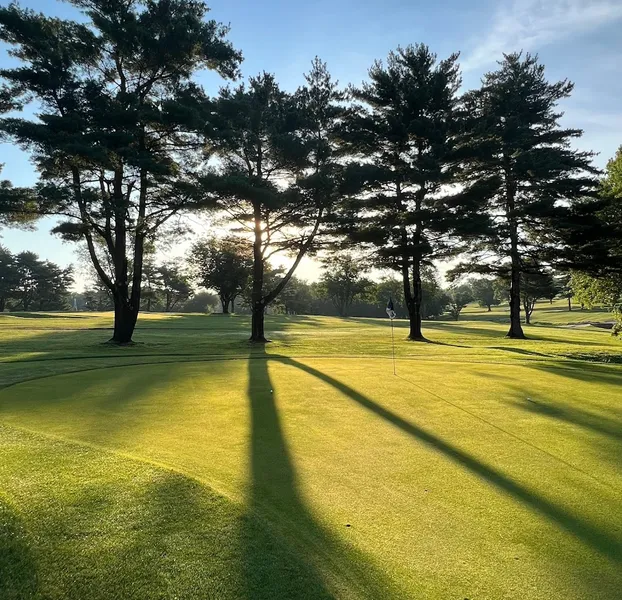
[{"left": 0, "top": 311, "right": 621, "bottom": 599}]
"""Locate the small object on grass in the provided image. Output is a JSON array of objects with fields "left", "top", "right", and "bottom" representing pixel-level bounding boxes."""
[{"left": 346, "top": 523, "right": 351, "bottom": 528}]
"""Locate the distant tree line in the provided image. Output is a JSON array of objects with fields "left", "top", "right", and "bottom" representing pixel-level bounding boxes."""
[
  {"left": 0, "top": 0, "right": 619, "bottom": 343},
  {"left": 0, "top": 246, "right": 73, "bottom": 311}
]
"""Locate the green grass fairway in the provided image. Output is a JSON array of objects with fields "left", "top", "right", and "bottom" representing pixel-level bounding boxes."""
[{"left": 1, "top": 311, "right": 621, "bottom": 599}]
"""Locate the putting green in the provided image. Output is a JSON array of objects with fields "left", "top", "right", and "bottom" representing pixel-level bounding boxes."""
[{"left": 1, "top": 355, "right": 621, "bottom": 599}]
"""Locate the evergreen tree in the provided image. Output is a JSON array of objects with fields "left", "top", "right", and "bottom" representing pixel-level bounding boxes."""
[
  {"left": 455, "top": 52, "right": 598, "bottom": 338},
  {"left": 0, "top": 245, "right": 18, "bottom": 311},
  {"left": 202, "top": 60, "right": 343, "bottom": 340},
  {"left": 340, "top": 44, "right": 476, "bottom": 340},
  {"left": 11, "top": 251, "right": 73, "bottom": 311},
  {"left": 0, "top": 0, "right": 241, "bottom": 343}
]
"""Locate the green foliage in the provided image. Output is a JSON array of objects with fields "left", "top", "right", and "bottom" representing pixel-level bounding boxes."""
[
  {"left": 319, "top": 253, "right": 372, "bottom": 317},
  {"left": 189, "top": 236, "right": 252, "bottom": 313},
  {"left": 0, "top": 245, "right": 19, "bottom": 311},
  {"left": 340, "top": 44, "right": 467, "bottom": 338},
  {"left": 446, "top": 284, "right": 473, "bottom": 320},
  {"left": 3, "top": 249, "right": 73, "bottom": 311},
  {"left": 470, "top": 278, "right": 501, "bottom": 311},
  {"left": 455, "top": 52, "right": 598, "bottom": 337},
  {"left": 0, "top": 0, "right": 241, "bottom": 342},
  {"left": 571, "top": 271, "right": 622, "bottom": 335},
  {"left": 202, "top": 59, "right": 344, "bottom": 338},
  {"left": 521, "top": 270, "right": 558, "bottom": 324},
  {"left": 157, "top": 262, "right": 193, "bottom": 312}
]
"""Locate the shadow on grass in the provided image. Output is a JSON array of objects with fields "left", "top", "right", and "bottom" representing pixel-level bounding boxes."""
[
  {"left": 0, "top": 497, "right": 38, "bottom": 600},
  {"left": 1, "top": 422, "right": 382, "bottom": 600},
  {"left": 490, "top": 346, "right": 552, "bottom": 358},
  {"left": 510, "top": 397, "right": 622, "bottom": 444},
  {"left": 524, "top": 362, "right": 622, "bottom": 386},
  {"left": 244, "top": 351, "right": 396, "bottom": 599},
  {"left": 274, "top": 357, "right": 622, "bottom": 566}
]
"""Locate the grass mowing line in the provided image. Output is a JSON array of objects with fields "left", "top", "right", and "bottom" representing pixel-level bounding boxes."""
[
  {"left": 0, "top": 421, "right": 379, "bottom": 599},
  {"left": 393, "top": 373, "right": 619, "bottom": 493},
  {"left": 3, "top": 351, "right": 621, "bottom": 398}
]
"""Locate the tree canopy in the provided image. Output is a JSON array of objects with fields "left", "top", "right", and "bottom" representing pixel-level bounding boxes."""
[{"left": 0, "top": 0, "right": 241, "bottom": 342}]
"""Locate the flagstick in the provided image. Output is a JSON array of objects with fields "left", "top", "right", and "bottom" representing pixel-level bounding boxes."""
[{"left": 390, "top": 316, "right": 396, "bottom": 376}]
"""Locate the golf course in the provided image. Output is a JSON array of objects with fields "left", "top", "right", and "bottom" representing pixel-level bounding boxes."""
[{"left": 1, "top": 303, "right": 621, "bottom": 600}]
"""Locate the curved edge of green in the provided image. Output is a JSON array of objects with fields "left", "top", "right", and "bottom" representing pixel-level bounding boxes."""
[{"left": 0, "top": 424, "right": 343, "bottom": 600}]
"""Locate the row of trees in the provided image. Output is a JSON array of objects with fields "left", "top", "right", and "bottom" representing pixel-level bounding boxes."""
[
  {"left": 0, "top": 247, "right": 73, "bottom": 311},
  {"left": 0, "top": 0, "right": 618, "bottom": 343}
]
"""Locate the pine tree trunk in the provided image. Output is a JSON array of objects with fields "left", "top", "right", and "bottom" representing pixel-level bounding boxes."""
[
  {"left": 251, "top": 303, "right": 266, "bottom": 342},
  {"left": 504, "top": 159, "right": 525, "bottom": 339},
  {"left": 0, "top": 297, "right": 4, "bottom": 312},
  {"left": 111, "top": 299, "right": 138, "bottom": 344},
  {"left": 409, "top": 260, "right": 424, "bottom": 340},
  {"left": 487, "top": 305, "right": 492, "bottom": 312},
  {"left": 568, "top": 297, "right": 572, "bottom": 311},
  {"left": 221, "top": 297, "right": 229, "bottom": 314},
  {"left": 250, "top": 200, "right": 268, "bottom": 342},
  {"left": 507, "top": 265, "right": 525, "bottom": 338}
]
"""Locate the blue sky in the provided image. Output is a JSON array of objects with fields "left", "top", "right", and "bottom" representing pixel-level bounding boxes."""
[{"left": 1, "top": 0, "right": 621, "bottom": 286}]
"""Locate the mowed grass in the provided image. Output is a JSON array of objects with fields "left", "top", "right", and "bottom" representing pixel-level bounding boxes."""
[{"left": 0, "top": 309, "right": 621, "bottom": 599}]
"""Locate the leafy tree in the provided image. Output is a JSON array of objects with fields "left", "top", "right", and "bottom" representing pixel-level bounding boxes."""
[
  {"left": 0, "top": 0, "right": 241, "bottom": 343},
  {"left": 202, "top": 60, "right": 344, "bottom": 340},
  {"left": 558, "top": 147, "right": 622, "bottom": 327},
  {"left": 340, "top": 44, "right": 476, "bottom": 340},
  {"left": 571, "top": 271, "right": 622, "bottom": 335},
  {"left": 446, "top": 284, "right": 473, "bottom": 321},
  {"left": 141, "top": 257, "right": 162, "bottom": 312},
  {"left": 0, "top": 245, "right": 18, "bottom": 311},
  {"left": 278, "top": 276, "right": 314, "bottom": 315},
  {"left": 158, "top": 262, "right": 193, "bottom": 312},
  {"left": 470, "top": 278, "right": 500, "bottom": 312},
  {"left": 556, "top": 272, "right": 573, "bottom": 311},
  {"left": 11, "top": 251, "right": 73, "bottom": 311},
  {"left": 178, "top": 290, "right": 219, "bottom": 313},
  {"left": 319, "top": 253, "right": 372, "bottom": 317},
  {"left": 420, "top": 272, "right": 449, "bottom": 319},
  {"left": 0, "top": 175, "right": 38, "bottom": 231},
  {"left": 521, "top": 270, "right": 557, "bottom": 324},
  {"left": 189, "top": 236, "right": 252, "bottom": 313},
  {"left": 454, "top": 53, "right": 598, "bottom": 338},
  {"left": 374, "top": 276, "right": 406, "bottom": 318}
]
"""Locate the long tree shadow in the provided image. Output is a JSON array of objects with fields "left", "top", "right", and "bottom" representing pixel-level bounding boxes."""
[
  {"left": 244, "top": 352, "right": 397, "bottom": 599},
  {"left": 0, "top": 495, "right": 38, "bottom": 599},
  {"left": 276, "top": 357, "right": 622, "bottom": 566},
  {"left": 509, "top": 397, "right": 622, "bottom": 444}
]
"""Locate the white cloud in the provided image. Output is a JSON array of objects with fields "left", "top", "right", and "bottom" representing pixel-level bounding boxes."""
[{"left": 463, "top": 0, "right": 622, "bottom": 72}]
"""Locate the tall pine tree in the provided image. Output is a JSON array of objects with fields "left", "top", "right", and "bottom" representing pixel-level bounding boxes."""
[
  {"left": 339, "top": 44, "right": 476, "bottom": 340},
  {"left": 0, "top": 0, "right": 240, "bottom": 343},
  {"left": 455, "top": 53, "right": 598, "bottom": 338},
  {"left": 202, "top": 60, "right": 344, "bottom": 341}
]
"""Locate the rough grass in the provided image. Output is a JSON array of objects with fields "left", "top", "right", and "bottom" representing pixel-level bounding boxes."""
[{"left": 0, "top": 310, "right": 621, "bottom": 599}]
